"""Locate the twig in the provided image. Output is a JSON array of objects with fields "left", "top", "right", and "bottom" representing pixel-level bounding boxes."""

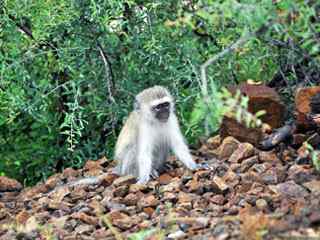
[
  {"left": 23, "top": 82, "right": 71, "bottom": 113},
  {"left": 97, "top": 42, "right": 115, "bottom": 103},
  {"left": 8, "top": 14, "right": 35, "bottom": 40}
]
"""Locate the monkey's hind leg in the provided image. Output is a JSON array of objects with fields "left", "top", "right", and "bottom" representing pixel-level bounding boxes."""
[
  {"left": 115, "top": 147, "right": 139, "bottom": 177},
  {"left": 152, "top": 143, "right": 170, "bottom": 177}
]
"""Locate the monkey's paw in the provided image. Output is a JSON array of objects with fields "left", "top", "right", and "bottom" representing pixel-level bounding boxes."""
[
  {"left": 112, "top": 166, "right": 121, "bottom": 175},
  {"left": 195, "top": 162, "right": 212, "bottom": 170},
  {"left": 137, "top": 175, "right": 150, "bottom": 184},
  {"left": 150, "top": 169, "right": 160, "bottom": 179}
]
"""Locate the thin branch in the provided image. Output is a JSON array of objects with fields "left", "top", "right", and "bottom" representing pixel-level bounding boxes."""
[
  {"left": 8, "top": 15, "right": 34, "bottom": 40},
  {"left": 97, "top": 42, "right": 116, "bottom": 103}
]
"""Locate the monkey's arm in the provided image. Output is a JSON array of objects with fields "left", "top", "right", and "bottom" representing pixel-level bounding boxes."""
[
  {"left": 114, "top": 112, "right": 139, "bottom": 175},
  {"left": 169, "top": 116, "right": 197, "bottom": 170},
  {"left": 136, "top": 124, "right": 154, "bottom": 184}
]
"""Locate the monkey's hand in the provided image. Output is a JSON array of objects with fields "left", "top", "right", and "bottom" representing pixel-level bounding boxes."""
[
  {"left": 195, "top": 162, "right": 211, "bottom": 170},
  {"left": 185, "top": 160, "right": 198, "bottom": 170},
  {"left": 137, "top": 174, "right": 150, "bottom": 184}
]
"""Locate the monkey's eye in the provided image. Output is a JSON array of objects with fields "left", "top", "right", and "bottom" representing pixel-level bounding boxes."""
[{"left": 154, "top": 102, "right": 170, "bottom": 111}]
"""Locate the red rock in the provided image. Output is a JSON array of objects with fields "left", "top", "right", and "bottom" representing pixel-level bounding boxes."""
[
  {"left": 271, "top": 181, "right": 309, "bottom": 198},
  {"left": 194, "top": 170, "right": 211, "bottom": 179},
  {"left": 84, "top": 160, "right": 103, "bottom": 170},
  {"left": 287, "top": 165, "right": 315, "bottom": 183},
  {"left": 96, "top": 156, "right": 109, "bottom": 166},
  {"left": 158, "top": 173, "right": 172, "bottom": 185},
  {"left": 143, "top": 207, "right": 155, "bottom": 217},
  {"left": 100, "top": 173, "right": 118, "bottom": 187},
  {"left": 0, "top": 208, "right": 9, "bottom": 221},
  {"left": 107, "top": 211, "right": 135, "bottom": 230},
  {"left": 0, "top": 191, "right": 19, "bottom": 202},
  {"left": 229, "top": 143, "right": 255, "bottom": 163},
  {"left": 113, "top": 185, "right": 129, "bottom": 197},
  {"left": 260, "top": 167, "right": 286, "bottom": 185},
  {"left": 83, "top": 160, "right": 104, "bottom": 177},
  {"left": 49, "top": 186, "right": 70, "bottom": 202},
  {"left": 84, "top": 168, "right": 104, "bottom": 177},
  {"left": 16, "top": 210, "right": 30, "bottom": 224},
  {"left": 262, "top": 123, "right": 272, "bottom": 134},
  {"left": 21, "top": 184, "right": 49, "bottom": 199},
  {"left": 229, "top": 82, "right": 285, "bottom": 128},
  {"left": 123, "top": 193, "right": 139, "bottom": 206},
  {"left": 0, "top": 176, "right": 22, "bottom": 192},
  {"left": 240, "top": 156, "right": 259, "bottom": 172},
  {"left": 207, "top": 135, "right": 221, "bottom": 149},
  {"left": 113, "top": 215, "right": 140, "bottom": 230},
  {"left": 138, "top": 195, "right": 159, "bottom": 208},
  {"left": 71, "top": 212, "right": 99, "bottom": 226},
  {"left": 88, "top": 200, "right": 106, "bottom": 215},
  {"left": 178, "top": 191, "right": 194, "bottom": 203},
  {"left": 49, "top": 216, "right": 69, "bottom": 229},
  {"left": 160, "top": 181, "right": 180, "bottom": 192},
  {"left": 247, "top": 186, "right": 265, "bottom": 197},
  {"left": 69, "top": 187, "right": 87, "bottom": 201},
  {"left": 230, "top": 163, "right": 241, "bottom": 171},
  {"left": 45, "top": 174, "right": 62, "bottom": 189},
  {"left": 212, "top": 176, "right": 229, "bottom": 193},
  {"left": 175, "top": 217, "right": 210, "bottom": 230},
  {"left": 255, "top": 199, "right": 268, "bottom": 211},
  {"left": 74, "top": 224, "right": 94, "bottom": 234},
  {"left": 93, "top": 228, "right": 113, "bottom": 239},
  {"left": 216, "top": 136, "right": 240, "bottom": 160},
  {"left": 107, "top": 210, "right": 127, "bottom": 221},
  {"left": 179, "top": 201, "right": 192, "bottom": 210},
  {"left": 295, "top": 86, "right": 320, "bottom": 129},
  {"left": 259, "top": 150, "right": 280, "bottom": 163},
  {"left": 251, "top": 163, "right": 272, "bottom": 174},
  {"left": 47, "top": 200, "right": 71, "bottom": 211},
  {"left": 210, "top": 195, "right": 225, "bottom": 205},
  {"left": 223, "top": 169, "right": 240, "bottom": 187},
  {"left": 241, "top": 171, "right": 260, "bottom": 184},
  {"left": 282, "top": 148, "right": 296, "bottom": 162},
  {"left": 310, "top": 211, "right": 320, "bottom": 224},
  {"left": 129, "top": 183, "right": 148, "bottom": 193},
  {"left": 220, "top": 116, "right": 263, "bottom": 146},
  {"left": 302, "top": 180, "right": 320, "bottom": 193},
  {"left": 186, "top": 179, "right": 202, "bottom": 193},
  {"left": 139, "top": 220, "right": 151, "bottom": 229},
  {"left": 113, "top": 175, "right": 136, "bottom": 187}
]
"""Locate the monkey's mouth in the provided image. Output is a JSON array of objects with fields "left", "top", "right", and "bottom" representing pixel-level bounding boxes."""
[{"left": 156, "top": 111, "right": 170, "bottom": 122}]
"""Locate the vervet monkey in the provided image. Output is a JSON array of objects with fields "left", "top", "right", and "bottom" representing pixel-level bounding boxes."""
[{"left": 114, "top": 85, "right": 198, "bottom": 184}]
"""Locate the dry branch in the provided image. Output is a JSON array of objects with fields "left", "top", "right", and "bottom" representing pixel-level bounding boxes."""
[{"left": 97, "top": 42, "right": 115, "bottom": 103}]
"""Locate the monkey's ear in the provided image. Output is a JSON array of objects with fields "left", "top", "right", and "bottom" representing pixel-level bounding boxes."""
[{"left": 134, "top": 98, "right": 140, "bottom": 110}]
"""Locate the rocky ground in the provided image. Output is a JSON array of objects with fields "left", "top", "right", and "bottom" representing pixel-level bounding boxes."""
[
  {"left": 1, "top": 133, "right": 320, "bottom": 240},
  {"left": 1, "top": 84, "right": 320, "bottom": 240}
]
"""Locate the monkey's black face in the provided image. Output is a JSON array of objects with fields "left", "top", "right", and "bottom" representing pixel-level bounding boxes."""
[{"left": 152, "top": 101, "right": 171, "bottom": 122}]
